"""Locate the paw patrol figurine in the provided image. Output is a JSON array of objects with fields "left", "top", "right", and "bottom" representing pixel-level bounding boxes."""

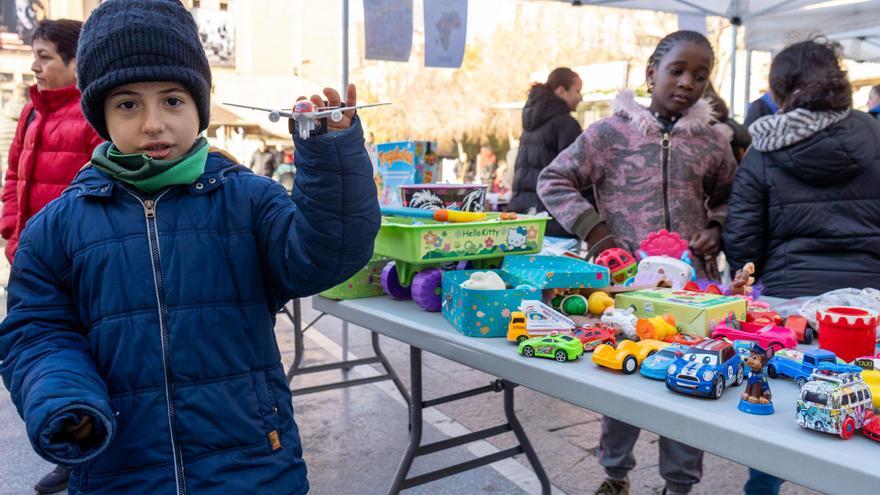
[{"left": 738, "top": 342, "right": 774, "bottom": 415}]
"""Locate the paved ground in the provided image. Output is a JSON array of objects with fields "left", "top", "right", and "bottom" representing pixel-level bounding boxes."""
[{"left": 0, "top": 247, "right": 823, "bottom": 494}]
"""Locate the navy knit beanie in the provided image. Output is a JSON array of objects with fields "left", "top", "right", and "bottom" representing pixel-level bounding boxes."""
[{"left": 77, "top": 0, "right": 211, "bottom": 140}]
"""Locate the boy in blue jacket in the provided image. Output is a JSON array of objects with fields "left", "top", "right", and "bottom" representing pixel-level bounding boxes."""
[{"left": 0, "top": 1, "right": 379, "bottom": 494}]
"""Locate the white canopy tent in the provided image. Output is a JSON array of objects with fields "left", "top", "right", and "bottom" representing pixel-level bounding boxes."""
[
  {"left": 551, "top": 0, "right": 835, "bottom": 111},
  {"left": 745, "top": 0, "right": 880, "bottom": 63}
]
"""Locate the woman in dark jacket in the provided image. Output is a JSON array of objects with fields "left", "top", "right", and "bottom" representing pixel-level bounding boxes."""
[
  {"left": 508, "top": 68, "right": 585, "bottom": 237},
  {"left": 724, "top": 39, "right": 880, "bottom": 299}
]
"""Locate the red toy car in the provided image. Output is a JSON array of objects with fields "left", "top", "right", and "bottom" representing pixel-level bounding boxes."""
[
  {"left": 572, "top": 324, "right": 617, "bottom": 352},
  {"left": 862, "top": 411, "right": 880, "bottom": 443},
  {"left": 746, "top": 307, "right": 783, "bottom": 326}
]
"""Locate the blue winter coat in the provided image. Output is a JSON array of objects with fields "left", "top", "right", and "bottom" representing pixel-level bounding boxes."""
[{"left": 0, "top": 119, "right": 380, "bottom": 494}]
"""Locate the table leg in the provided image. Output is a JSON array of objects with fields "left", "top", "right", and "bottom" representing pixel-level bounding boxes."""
[
  {"left": 388, "top": 347, "right": 550, "bottom": 494},
  {"left": 389, "top": 347, "right": 423, "bottom": 494},
  {"left": 282, "top": 300, "right": 410, "bottom": 403},
  {"left": 504, "top": 380, "right": 551, "bottom": 494}
]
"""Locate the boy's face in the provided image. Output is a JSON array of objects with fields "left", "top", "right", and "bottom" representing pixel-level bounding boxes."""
[{"left": 104, "top": 82, "right": 199, "bottom": 161}]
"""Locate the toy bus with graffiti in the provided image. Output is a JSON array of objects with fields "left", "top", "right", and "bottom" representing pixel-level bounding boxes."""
[{"left": 796, "top": 363, "right": 873, "bottom": 439}]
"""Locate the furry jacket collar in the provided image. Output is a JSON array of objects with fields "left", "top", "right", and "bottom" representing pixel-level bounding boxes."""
[{"left": 612, "top": 89, "right": 716, "bottom": 136}]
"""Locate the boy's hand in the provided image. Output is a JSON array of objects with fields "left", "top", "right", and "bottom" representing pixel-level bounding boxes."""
[
  {"left": 298, "top": 84, "right": 358, "bottom": 132},
  {"left": 54, "top": 414, "right": 94, "bottom": 443}
]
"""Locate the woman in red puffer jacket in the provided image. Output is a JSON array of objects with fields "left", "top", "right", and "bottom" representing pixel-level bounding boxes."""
[{"left": 2, "top": 19, "right": 103, "bottom": 264}]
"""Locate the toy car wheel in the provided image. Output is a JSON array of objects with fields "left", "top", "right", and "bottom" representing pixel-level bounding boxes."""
[
  {"left": 735, "top": 364, "right": 745, "bottom": 385},
  {"left": 381, "top": 263, "right": 411, "bottom": 300},
  {"left": 712, "top": 377, "right": 725, "bottom": 399},
  {"left": 522, "top": 346, "right": 535, "bottom": 358},
  {"left": 840, "top": 416, "right": 856, "bottom": 440},
  {"left": 517, "top": 335, "right": 528, "bottom": 344},
  {"left": 766, "top": 364, "right": 778, "bottom": 379},
  {"left": 767, "top": 342, "right": 783, "bottom": 354},
  {"left": 411, "top": 268, "right": 443, "bottom": 312},
  {"left": 555, "top": 350, "right": 568, "bottom": 362},
  {"left": 803, "top": 327, "right": 814, "bottom": 345},
  {"left": 796, "top": 377, "right": 807, "bottom": 388},
  {"left": 622, "top": 355, "right": 638, "bottom": 375}
]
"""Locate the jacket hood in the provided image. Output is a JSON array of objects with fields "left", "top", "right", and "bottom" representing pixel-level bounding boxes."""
[
  {"left": 612, "top": 89, "right": 716, "bottom": 136},
  {"left": 769, "top": 112, "right": 877, "bottom": 185},
  {"left": 522, "top": 85, "right": 572, "bottom": 131}
]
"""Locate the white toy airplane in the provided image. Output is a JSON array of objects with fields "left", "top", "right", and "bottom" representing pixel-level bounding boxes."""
[{"left": 223, "top": 100, "right": 390, "bottom": 140}]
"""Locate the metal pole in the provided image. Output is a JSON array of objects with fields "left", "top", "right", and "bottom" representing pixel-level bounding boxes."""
[
  {"left": 729, "top": 22, "right": 738, "bottom": 116},
  {"left": 341, "top": 321, "right": 349, "bottom": 371},
  {"left": 743, "top": 49, "right": 752, "bottom": 120},
  {"left": 341, "top": 0, "right": 349, "bottom": 96}
]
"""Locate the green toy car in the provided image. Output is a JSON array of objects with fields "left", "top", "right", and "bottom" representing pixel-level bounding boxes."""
[{"left": 518, "top": 333, "right": 584, "bottom": 362}]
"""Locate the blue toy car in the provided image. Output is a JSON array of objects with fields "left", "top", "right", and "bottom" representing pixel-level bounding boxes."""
[
  {"left": 640, "top": 344, "right": 688, "bottom": 380},
  {"left": 767, "top": 348, "right": 840, "bottom": 388},
  {"left": 666, "top": 339, "right": 745, "bottom": 399}
]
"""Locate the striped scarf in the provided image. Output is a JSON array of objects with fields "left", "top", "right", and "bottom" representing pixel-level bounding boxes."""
[{"left": 748, "top": 108, "right": 850, "bottom": 152}]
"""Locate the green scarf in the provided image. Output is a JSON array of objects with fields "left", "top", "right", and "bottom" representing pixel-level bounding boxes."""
[{"left": 90, "top": 137, "right": 209, "bottom": 194}]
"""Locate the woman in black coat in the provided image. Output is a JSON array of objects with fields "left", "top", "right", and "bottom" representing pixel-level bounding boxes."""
[
  {"left": 723, "top": 39, "right": 880, "bottom": 300},
  {"left": 508, "top": 68, "right": 585, "bottom": 237}
]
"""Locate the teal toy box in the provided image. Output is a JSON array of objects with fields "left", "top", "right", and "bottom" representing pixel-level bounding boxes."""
[{"left": 442, "top": 255, "right": 610, "bottom": 338}]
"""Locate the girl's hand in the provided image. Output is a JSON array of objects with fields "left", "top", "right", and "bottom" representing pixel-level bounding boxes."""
[
  {"left": 690, "top": 225, "right": 721, "bottom": 257},
  {"left": 585, "top": 222, "right": 616, "bottom": 260},
  {"left": 298, "top": 84, "right": 358, "bottom": 132}
]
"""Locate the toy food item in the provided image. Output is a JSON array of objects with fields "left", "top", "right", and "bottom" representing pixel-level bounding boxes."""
[
  {"left": 588, "top": 291, "right": 614, "bottom": 315},
  {"left": 636, "top": 314, "right": 677, "bottom": 341},
  {"left": 460, "top": 271, "right": 506, "bottom": 290},
  {"left": 601, "top": 307, "right": 638, "bottom": 340},
  {"left": 560, "top": 294, "right": 588, "bottom": 316},
  {"left": 595, "top": 248, "right": 637, "bottom": 285},
  {"left": 817, "top": 306, "right": 878, "bottom": 363}
]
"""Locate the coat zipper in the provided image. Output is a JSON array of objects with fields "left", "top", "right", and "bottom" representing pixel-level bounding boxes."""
[
  {"left": 128, "top": 189, "right": 186, "bottom": 495},
  {"left": 661, "top": 132, "right": 671, "bottom": 231}
]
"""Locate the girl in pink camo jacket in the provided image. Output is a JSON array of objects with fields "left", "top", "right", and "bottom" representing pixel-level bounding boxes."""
[
  {"left": 538, "top": 33, "right": 737, "bottom": 281},
  {"left": 539, "top": 32, "right": 737, "bottom": 495}
]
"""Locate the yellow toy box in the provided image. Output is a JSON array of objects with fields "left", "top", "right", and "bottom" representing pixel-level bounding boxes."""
[{"left": 615, "top": 288, "right": 747, "bottom": 337}]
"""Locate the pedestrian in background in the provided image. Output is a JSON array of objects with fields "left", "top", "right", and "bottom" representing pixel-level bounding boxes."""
[
  {"left": 2, "top": 19, "right": 102, "bottom": 268},
  {"left": 508, "top": 67, "right": 586, "bottom": 238}
]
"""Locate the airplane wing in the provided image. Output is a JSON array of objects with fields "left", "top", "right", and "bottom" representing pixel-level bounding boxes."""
[
  {"left": 223, "top": 102, "right": 293, "bottom": 118},
  {"left": 313, "top": 102, "right": 391, "bottom": 118}
]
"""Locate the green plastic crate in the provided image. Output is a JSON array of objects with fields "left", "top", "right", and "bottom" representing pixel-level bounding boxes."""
[
  {"left": 318, "top": 256, "right": 390, "bottom": 300},
  {"left": 373, "top": 213, "right": 548, "bottom": 266}
]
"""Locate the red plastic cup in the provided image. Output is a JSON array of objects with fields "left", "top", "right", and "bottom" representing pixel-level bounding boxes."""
[{"left": 817, "top": 306, "right": 878, "bottom": 363}]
